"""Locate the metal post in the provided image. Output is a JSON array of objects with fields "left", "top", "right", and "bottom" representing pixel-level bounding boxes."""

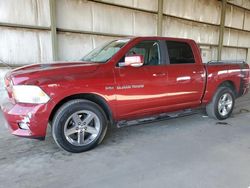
[
  {"left": 157, "top": 0, "right": 163, "bottom": 36},
  {"left": 247, "top": 48, "right": 250, "bottom": 64},
  {"left": 218, "top": 0, "right": 227, "bottom": 61},
  {"left": 49, "top": 0, "right": 58, "bottom": 61}
]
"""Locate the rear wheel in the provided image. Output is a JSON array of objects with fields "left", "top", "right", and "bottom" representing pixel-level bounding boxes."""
[
  {"left": 52, "top": 99, "right": 107, "bottom": 153},
  {"left": 206, "top": 87, "right": 235, "bottom": 120}
]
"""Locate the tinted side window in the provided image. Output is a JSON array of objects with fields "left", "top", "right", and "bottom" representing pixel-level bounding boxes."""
[
  {"left": 166, "top": 41, "right": 195, "bottom": 64},
  {"left": 125, "top": 41, "right": 160, "bottom": 66}
]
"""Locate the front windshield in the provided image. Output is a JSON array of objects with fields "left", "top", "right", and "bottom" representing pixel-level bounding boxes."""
[{"left": 81, "top": 39, "right": 130, "bottom": 63}]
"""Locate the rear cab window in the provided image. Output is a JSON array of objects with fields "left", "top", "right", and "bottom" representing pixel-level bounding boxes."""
[{"left": 166, "top": 41, "right": 195, "bottom": 64}]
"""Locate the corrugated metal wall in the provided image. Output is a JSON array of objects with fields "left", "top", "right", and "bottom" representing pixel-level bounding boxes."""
[
  {"left": 0, "top": 0, "right": 250, "bottom": 66},
  {"left": 0, "top": 0, "right": 52, "bottom": 65}
]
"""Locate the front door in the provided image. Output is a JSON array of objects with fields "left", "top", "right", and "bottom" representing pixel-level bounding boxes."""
[{"left": 114, "top": 40, "right": 168, "bottom": 120}]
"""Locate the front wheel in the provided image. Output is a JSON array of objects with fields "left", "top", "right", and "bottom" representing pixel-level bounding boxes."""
[
  {"left": 206, "top": 87, "right": 235, "bottom": 120},
  {"left": 52, "top": 99, "right": 108, "bottom": 153}
]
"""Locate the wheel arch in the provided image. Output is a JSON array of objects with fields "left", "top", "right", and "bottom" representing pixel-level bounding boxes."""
[
  {"left": 203, "top": 79, "right": 238, "bottom": 104},
  {"left": 49, "top": 93, "right": 114, "bottom": 126},
  {"left": 217, "top": 80, "right": 237, "bottom": 97}
]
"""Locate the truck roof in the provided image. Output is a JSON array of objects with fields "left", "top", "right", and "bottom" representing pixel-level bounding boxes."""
[{"left": 128, "top": 36, "right": 196, "bottom": 43}]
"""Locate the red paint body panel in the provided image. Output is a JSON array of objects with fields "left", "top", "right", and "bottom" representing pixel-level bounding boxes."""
[
  {"left": 1, "top": 102, "right": 50, "bottom": 138},
  {"left": 1, "top": 37, "right": 249, "bottom": 139}
]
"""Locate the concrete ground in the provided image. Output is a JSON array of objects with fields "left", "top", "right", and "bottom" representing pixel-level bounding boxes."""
[{"left": 0, "top": 94, "right": 250, "bottom": 188}]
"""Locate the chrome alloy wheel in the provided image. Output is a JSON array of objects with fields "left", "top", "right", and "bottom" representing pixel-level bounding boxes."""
[
  {"left": 64, "top": 110, "right": 101, "bottom": 146},
  {"left": 218, "top": 93, "right": 233, "bottom": 116}
]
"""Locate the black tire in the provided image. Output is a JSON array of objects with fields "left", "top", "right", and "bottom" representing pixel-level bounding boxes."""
[
  {"left": 206, "top": 87, "right": 235, "bottom": 120},
  {"left": 52, "top": 99, "right": 108, "bottom": 153}
]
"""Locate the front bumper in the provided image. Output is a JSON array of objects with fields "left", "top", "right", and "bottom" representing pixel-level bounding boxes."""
[{"left": 1, "top": 100, "right": 50, "bottom": 139}]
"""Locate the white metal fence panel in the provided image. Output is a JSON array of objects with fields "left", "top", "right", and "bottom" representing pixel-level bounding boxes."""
[
  {"left": 224, "top": 29, "right": 250, "bottom": 48},
  {"left": 58, "top": 32, "right": 93, "bottom": 61},
  {"left": 163, "top": 0, "right": 221, "bottom": 25},
  {"left": 244, "top": 11, "right": 250, "bottom": 31},
  {"left": 99, "top": 0, "right": 133, "bottom": 8},
  {"left": 0, "top": 27, "right": 52, "bottom": 65},
  {"left": 163, "top": 17, "right": 219, "bottom": 45},
  {"left": 133, "top": 0, "right": 158, "bottom": 11},
  {"left": 99, "top": 0, "right": 158, "bottom": 11},
  {"left": 0, "top": 0, "right": 50, "bottom": 27},
  {"left": 92, "top": 3, "right": 157, "bottom": 35},
  {"left": 229, "top": 0, "right": 250, "bottom": 10},
  {"left": 225, "top": 5, "right": 244, "bottom": 29},
  {"left": 238, "top": 31, "right": 250, "bottom": 48},
  {"left": 223, "top": 29, "right": 240, "bottom": 47},
  {"left": 57, "top": 1, "right": 157, "bottom": 36},
  {"left": 58, "top": 32, "right": 118, "bottom": 61},
  {"left": 57, "top": 0, "right": 93, "bottom": 31},
  {"left": 133, "top": 11, "right": 157, "bottom": 36},
  {"left": 92, "top": 3, "right": 134, "bottom": 35},
  {"left": 222, "top": 47, "right": 247, "bottom": 61}
]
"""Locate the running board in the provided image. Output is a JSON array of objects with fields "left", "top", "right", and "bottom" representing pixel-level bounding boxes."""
[{"left": 116, "top": 109, "right": 200, "bottom": 128}]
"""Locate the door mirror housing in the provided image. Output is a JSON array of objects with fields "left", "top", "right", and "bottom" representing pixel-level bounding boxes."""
[{"left": 119, "top": 55, "right": 144, "bottom": 67}]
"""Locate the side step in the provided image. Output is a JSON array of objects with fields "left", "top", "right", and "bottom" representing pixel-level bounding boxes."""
[{"left": 116, "top": 109, "right": 200, "bottom": 128}]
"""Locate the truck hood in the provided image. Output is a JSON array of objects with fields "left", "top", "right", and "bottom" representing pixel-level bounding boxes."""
[{"left": 7, "top": 61, "right": 101, "bottom": 85}]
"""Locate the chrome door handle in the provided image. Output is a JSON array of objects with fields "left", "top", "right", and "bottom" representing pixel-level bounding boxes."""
[
  {"left": 153, "top": 73, "right": 166, "bottom": 77},
  {"left": 193, "top": 71, "right": 204, "bottom": 74}
]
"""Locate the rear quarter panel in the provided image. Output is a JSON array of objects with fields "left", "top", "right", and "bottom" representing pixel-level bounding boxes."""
[{"left": 202, "top": 64, "right": 243, "bottom": 104}]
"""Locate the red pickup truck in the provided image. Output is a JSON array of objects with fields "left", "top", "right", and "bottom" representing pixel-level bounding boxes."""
[{"left": 1, "top": 37, "right": 250, "bottom": 153}]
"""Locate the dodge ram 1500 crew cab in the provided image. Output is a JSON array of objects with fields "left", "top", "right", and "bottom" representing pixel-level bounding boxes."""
[{"left": 1, "top": 37, "right": 250, "bottom": 153}]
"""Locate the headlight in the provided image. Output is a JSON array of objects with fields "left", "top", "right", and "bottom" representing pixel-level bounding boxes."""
[{"left": 12, "top": 85, "right": 50, "bottom": 104}]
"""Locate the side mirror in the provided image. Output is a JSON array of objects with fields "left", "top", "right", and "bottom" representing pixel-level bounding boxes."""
[{"left": 119, "top": 55, "right": 144, "bottom": 67}]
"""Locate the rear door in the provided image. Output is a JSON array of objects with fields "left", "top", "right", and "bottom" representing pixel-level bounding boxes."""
[{"left": 164, "top": 40, "right": 205, "bottom": 108}]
